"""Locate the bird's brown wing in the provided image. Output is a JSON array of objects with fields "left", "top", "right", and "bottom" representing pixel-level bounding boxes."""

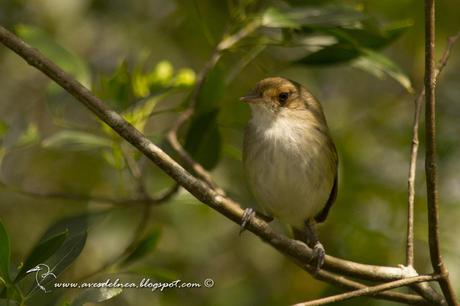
[{"left": 314, "top": 168, "right": 338, "bottom": 223}]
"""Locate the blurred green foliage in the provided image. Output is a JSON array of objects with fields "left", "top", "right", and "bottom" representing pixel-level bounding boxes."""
[{"left": 1, "top": 0, "right": 460, "bottom": 306}]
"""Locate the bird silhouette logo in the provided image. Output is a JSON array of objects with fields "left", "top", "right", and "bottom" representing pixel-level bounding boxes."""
[{"left": 26, "top": 264, "right": 57, "bottom": 293}]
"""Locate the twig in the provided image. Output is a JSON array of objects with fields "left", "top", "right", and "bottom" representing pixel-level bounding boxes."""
[
  {"left": 77, "top": 145, "right": 156, "bottom": 281},
  {"left": 424, "top": 1, "right": 458, "bottom": 305},
  {"left": 120, "top": 143, "right": 150, "bottom": 196},
  {"left": 406, "top": 30, "right": 460, "bottom": 268},
  {"left": 0, "top": 25, "right": 441, "bottom": 305},
  {"left": 298, "top": 263, "right": 429, "bottom": 305},
  {"left": 166, "top": 19, "right": 260, "bottom": 194},
  {"left": 1, "top": 183, "right": 179, "bottom": 206},
  {"left": 293, "top": 274, "right": 440, "bottom": 306}
]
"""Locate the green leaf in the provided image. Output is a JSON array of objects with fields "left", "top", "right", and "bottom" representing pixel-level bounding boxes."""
[
  {"left": 353, "top": 48, "right": 413, "bottom": 93},
  {"left": 324, "top": 20, "right": 412, "bottom": 49},
  {"left": 70, "top": 288, "right": 123, "bottom": 306},
  {"left": 95, "top": 61, "right": 134, "bottom": 111},
  {"left": 17, "top": 123, "right": 39, "bottom": 147},
  {"left": 123, "top": 96, "right": 160, "bottom": 132},
  {"left": 39, "top": 214, "right": 91, "bottom": 276},
  {"left": 122, "top": 229, "right": 161, "bottom": 265},
  {"left": 297, "top": 21, "right": 411, "bottom": 65},
  {"left": 42, "top": 130, "right": 113, "bottom": 151},
  {"left": 17, "top": 213, "right": 99, "bottom": 294},
  {"left": 101, "top": 145, "right": 125, "bottom": 170},
  {"left": 173, "top": 68, "right": 196, "bottom": 87},
  {"left": 195, "top": 67, "right": 225, "bottom": 115},
  {"left": 262, "top": 7, "right": 299, "bottom": 28},
  {"left": 262, "top": 5, "right": 366, "bottom": 29},
  {"left": 297, "top": 43, "right": 360, "bottom": 65},
  {"left": 294, "top": 17, "right": 411, "bottom": 65},
  {"left": 14, "top": 230, "right": 68, "bottom": 282},
  {"left": 0, "top": 122, "right": 8, "bottom": 140},
  {"left": 292, "top": 6, "right": 366, "bottom": 27},
  {"left": 15, "top": 24, "right": 89, "bottom": 85},
  {"left": 184, "top": 109, "right": 222, "bottom": 170},
  {"left": 0, "top": 220, "right": 11, "bottom": 283}
]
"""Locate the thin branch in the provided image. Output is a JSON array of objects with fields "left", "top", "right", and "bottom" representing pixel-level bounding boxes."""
[
  {"left": 293, "top": 274, "right": 440, "bottom": 306},
  {"left": 78, "top": 145, "right": 156, "bottom": 281},
  {"left": 1, "top": 183, "right": 179, "bottom": 206},
  {"left": 424, "top": 1, "right": 458, "bottom": 305},
  {"left": 120, "top": 143, "right": 146, "bottom": 194},
  {"left": 298, "top": 263, "right": 429, "bottom": 305},
  {"left": 0, "top": 25, "right": 440, "bottom": 305},
  {"left": 406, "top": 31, "right": 460, "bottom": 268},
  {"left": 166, "top": 19, "right": 260, "bottom": 194}
]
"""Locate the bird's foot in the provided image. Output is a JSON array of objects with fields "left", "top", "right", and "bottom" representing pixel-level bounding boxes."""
[
  {"left": 239, "top": 208, "right": 256, "bottom": 235},
  {"left": 309, "top": 242, "right": 325, "bottom": 274}
]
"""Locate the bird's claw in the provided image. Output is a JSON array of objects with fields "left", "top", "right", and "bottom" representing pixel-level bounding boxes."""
[
  {"left": 309, "top": 242, "right": 325, "bottom": 274},
  {"left": 239, "top": 208, "right": 256, "bottom": 235}
]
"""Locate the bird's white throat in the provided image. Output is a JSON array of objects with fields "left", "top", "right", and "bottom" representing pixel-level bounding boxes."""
[{"left": 249, "top": 104, "right": 315, "bottom": 148}]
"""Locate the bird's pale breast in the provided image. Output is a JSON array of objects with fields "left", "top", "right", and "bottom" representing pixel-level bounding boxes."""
[{"left": 244, "top": 110, "right": 336, "bottom": 227}]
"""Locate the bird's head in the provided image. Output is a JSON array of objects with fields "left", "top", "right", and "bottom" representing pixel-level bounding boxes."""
[{"left": 241, "top": 77, "right": 325, "bottom": 127}]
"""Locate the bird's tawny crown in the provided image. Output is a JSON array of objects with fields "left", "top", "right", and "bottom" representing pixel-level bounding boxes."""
[{"left": 240, "top": 77, "right": 304, "bottom": 109}]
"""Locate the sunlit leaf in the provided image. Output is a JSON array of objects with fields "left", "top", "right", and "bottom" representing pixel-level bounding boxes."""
[
  {"left": 70, "top": 288, "right": 123, "bottom": 306},
  {"left": 0, "top": 219, "right": 11, "bottom": 283},
  {"left": 42, "top": 130, "right": 113, "bottom": 151},
  {"left": 262, "top": 7, "right": 299, "bottom": 28},
  {"left": 184, "top": 109, "right": 222, "bottom": 170},
  {"left": 14, "top": 230, "right": 68, "bottom": 282},
  {"left": 262, "top": 5, "right": 366, "bottom": 29},
  {"left": 132, "top": 61, "right": 172, "bottom": 98},
  {"left": 150, "top": 61, "right": 174, "bottom": 85},
  {"left": 123, "top": 96, "right": 160, "bottom": 132},
  {"left": 122, "top": 229, "right": 161, "bottom": 265},
  {"left": 292, "top": 6, "right": 366, "bottom": 26},
  {"left": 17, "top": 123, "right": 39, "bottom": 147},
  {"left": 173, "top": 68, "right": 196, "bottom": 87},
  {"left": 353, "top": 48, "right": 413, "bottom": 93}
]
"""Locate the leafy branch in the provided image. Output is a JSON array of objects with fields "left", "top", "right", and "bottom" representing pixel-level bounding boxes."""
[
  {"left": 0, "top": 22, "right": 450, "bottom": 305},
  {"left": 0, "top": 2, "right": 458, "bottom": 305}
]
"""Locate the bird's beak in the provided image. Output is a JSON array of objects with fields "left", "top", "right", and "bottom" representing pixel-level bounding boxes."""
[{"left": 240, "top": 91, "right": 262, "bottom": 104}]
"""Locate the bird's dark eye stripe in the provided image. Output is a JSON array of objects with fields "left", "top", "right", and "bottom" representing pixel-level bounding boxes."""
[{"left": 278, "top": 92, "right": 289, "bottom": 104}]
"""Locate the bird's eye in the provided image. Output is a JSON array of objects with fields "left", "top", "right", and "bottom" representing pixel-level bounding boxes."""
[{"left": 278, "top": 92, "right": 289, "bottom": 105}]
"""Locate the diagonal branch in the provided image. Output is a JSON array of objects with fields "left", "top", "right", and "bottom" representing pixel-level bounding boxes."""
[
  {"left": 293, "top": 274, "right": 440, "bottom": 306},
  {"left": 424, "top": 1, "right": 458, "bottom": 305},
  {"left": 0, "top": 25, "right": 442, "bottom": 305}
]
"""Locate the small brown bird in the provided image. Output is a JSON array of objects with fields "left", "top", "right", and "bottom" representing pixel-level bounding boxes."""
[{"left": 241, "top": 77, "right": 338, "bottom": 271}]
